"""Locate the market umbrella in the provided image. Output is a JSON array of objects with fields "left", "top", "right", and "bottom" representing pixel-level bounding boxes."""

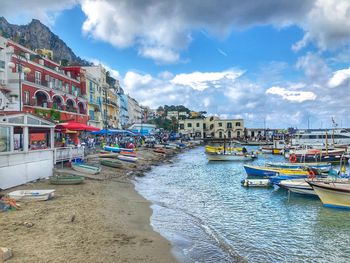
[{"left": 55, "top": 122, "right": 100, "bottom": 132}]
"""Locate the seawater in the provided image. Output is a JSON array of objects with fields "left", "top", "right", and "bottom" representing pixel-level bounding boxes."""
[{"left": 135, "top": 147, "right": 350, "bottom": 263}]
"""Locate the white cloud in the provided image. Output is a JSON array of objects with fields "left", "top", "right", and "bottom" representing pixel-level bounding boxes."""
[
  {"left": 171, "top": 69, "right": 244, "bottom": 91},
  {"left": 328, "top": 67, "right": 350, "bottom": 88},
  {"left": 266, "top": 86, "right": 317, "bottom": 102}
]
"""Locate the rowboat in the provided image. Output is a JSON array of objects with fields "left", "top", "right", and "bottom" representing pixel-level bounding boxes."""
[
  {"left": 7, "top": 190, "right": 55, "bottom": 201},
  {"left": 154, "top": 148, "right": 166, "bottom": 154},
  {"left": 307, "top": 180, "right": 350, "bottom": 208},
  {"left": 120, "top": 151, "right": 137, "bottom": 157},
  {"left": 117, "top": 155, "right": 138, "bottom": 163},
  {"left": 98, "top": 152, "right": 118, "bottom": 158},
  {"left": 241, "top": 179, "right": 272, "bottom": 187},
  {"left": 50, "top": 175, "right": 84, "bottom": 185},
  {"left": 243, "top": 165, "right": 309, "bottom": 178},
  {"left": 278, "top": 179, "right": 316, "bottom": 195},
  {"left": 266, "top": 162, "right": 332, "bottom": 172},
  {"left": 206, "top": 152, "right": 256, "bottom": 161},
  {"left": 71, "top": 163, "right": 101, "bottom": 175},
  {"left": 104, "top": 146, "right": 134, "bottom": 153},
  {"left": 101, "top": 159, "right": 123, "bottom": 168}
]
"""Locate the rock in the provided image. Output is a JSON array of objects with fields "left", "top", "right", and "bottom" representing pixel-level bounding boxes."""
[
  {"left": 23, "top": 222, "right": 34, "bottom": 228},
  {"left": 71, "top": 215, "right": 76, "bottom": 223},
  {"left": 0, "top": 247, "right": 13, "bottom": 261}
]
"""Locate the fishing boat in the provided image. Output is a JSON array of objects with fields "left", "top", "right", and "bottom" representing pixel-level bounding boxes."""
[
  {"left": 269, "top": 174, "right": 308, "bottom": 185},
  {"left": 286, "top": 148, "right": 347, "bottom": 164},
  {"left": 243, "top": 165, "right": 309, "bottom": 178},
  {"left": 7, "top": 190, "right": 55, "bottom": 201},
  {"left": 278, "top": 179, "right": 316, "bottom": 195},
  {"left": 71, "top": 163, "right": 101, "bottom": 175},
  {"left": 307, "top": 180, "right": 350, "bottom": 208},
  {"left": 101, "top": 159, "right": 123, "bottom": 168},
  {"left": 241, "top": 179, "right": 272, "bottom": 187},
  {"left": 117, "top": 155, "right": 138, "bottom": 163},
  {"left": 206, "top": 152, "right": 256, "bottom": 161},
  {"left": 50, "top": 175, "right": 84, "bottom": 185},
  {"left": 205, "top": 145, "right": 242, "bottom": 153},
  {"left": 266, "top": 162, "right": 332, "bottom": 172}
]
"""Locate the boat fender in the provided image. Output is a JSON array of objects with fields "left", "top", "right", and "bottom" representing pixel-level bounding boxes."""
[
  {"left": 308, "top": 169, "right": 316, "bottom": 179},
  {"left": 289, "top": 154, "right": 297, "bottom": 163}
]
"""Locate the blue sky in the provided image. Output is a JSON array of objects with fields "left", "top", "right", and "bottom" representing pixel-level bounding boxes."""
[{"left": 2, "top": 0, "right": 350, "bottom": 128}]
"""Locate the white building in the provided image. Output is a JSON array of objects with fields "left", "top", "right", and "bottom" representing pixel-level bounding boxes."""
[
  {"left": 127, "top": 95, "right": 142, "bottom": 125},
  {"left": 167, "top": 111, "right": 179, "bottom": 120}
]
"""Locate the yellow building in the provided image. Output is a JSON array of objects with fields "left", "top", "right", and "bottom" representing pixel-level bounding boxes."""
[
  {"left": 103, "top": 87, "right": 120, "bottom": 129},
  {"left": 86, "top": 74, "right": 103, "bottom": 129}
]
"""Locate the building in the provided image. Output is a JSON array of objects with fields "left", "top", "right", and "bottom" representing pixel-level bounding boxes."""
[
  {"left": 0, "top": 36, "right": 88, "bottom": 124},
  {"left": 117, "top": 87, "right": 129, "bottom": 128},
  {"left": 167, "top": 111, "right": 179, "bottom": 120},
  {"left": 104, "top": 88, "right": 119, "bottom": 128},
  {"left": 127, "top": 95, "right": 142, "bottom": 126},
  {"left": 85, "top": 71, "right": 103, "bottom": 129},
  {"left": 128, "top": 123, "right": 156, "bottom": 135},
  {"left": 178, "top": 116, "right": 244, "bottom": 139}
]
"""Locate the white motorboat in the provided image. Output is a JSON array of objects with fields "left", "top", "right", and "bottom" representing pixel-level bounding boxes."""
[
  {"left": 8, "top": 189, "right": 55, "bottom": 201},
  {"left": 206, "top": 152, "right": 256, "bottom": 161},
  {"left": 278, "top": 179, "right": 317, "bottom": 195}
]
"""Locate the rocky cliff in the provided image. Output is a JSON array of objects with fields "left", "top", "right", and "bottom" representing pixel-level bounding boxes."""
[{"left": 0, "top": 17, "right": 91, "bottom": 66}]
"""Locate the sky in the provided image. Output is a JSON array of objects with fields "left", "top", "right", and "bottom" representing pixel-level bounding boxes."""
[{"left": 2, "top": 0, "right": 350, "bottom": 128}]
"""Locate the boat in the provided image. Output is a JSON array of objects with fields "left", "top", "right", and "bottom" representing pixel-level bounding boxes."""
[
  {"left": 205, "top": 145, "right": 242, "bottom": 153},
  {"left": 286, "top": 148, "right": 347, "bottom": 164},
  {"left": 71, "top": 163, "right": 101, "bottom": 175},
  {"left": 278, "top": 179, "right": 316, "bottom": 195},
  {"left": 50, "top": 175, "right": 84, "bottom": 185},
  {"left": 154, "top": 148, "right": 166, "bottom": 154},
  {"left": 243, "top": 165, "right": 309, "bottom": 178},
  {"left": 269, "top": 174, "right": 308, "bottom": 185},
  {"left": 206, "top": 152, "right": 256, "bottom": 161},
  {"left": 307, "top": 180, "right": 350, "bottom": 208},
  {"left": 266, "top": 162, "right": 332, "bottom": 172},
  {"left": 7, "top": 190, "right": 55, "bottom": 201},
  {"left": 104, "top": 146, "right": 134, "bottom": 153},
  {"left": 241, "top": 179, "right": 272, "bottom": 187},
  {"left": 117, "top": 155, "right": 138, "bottom": 163},
  {"left": 101, "top": 159, "right": 123, "bottom": 168},
  {"left": 120, "top": 151, "right": 137, "bottom": 157},
  {"left": 98, "top": 152, "right": 118, "bottom": 158},
  {"left": 291, "top": 128, "right": 350, "bottom": 146}
]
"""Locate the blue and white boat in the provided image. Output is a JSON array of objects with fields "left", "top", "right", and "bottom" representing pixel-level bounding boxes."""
[
  {"left": 104, "top": 146, "right": 134, "bottom": 153},
  {"left": 266, "top": 162, "right": 332, "bottom": 172},
  {"left": 269, "top": 175, "right": 308, "bottom": 185},
  {"left": 243, "top": 165, "right": 309, "bottom": 178}
]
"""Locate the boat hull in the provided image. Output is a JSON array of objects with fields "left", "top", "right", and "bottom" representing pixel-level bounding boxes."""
[
  {"left": 117, "top": 155, "right": 138, "bottom": 163},
  {"left": 72, "top": 163, "right": 101, "bottom": 175},
  {"left": 207, "top": 154, "right": 255, "bottom": 161},
  {"left": 278, "top": 179, "right": 316, "bottom": 195},
  {"left": 8, "top": 190, "right": 55, "bottom": 201},
  {"left": 50, "top": 176, "right": 84, "bottom": 185},
  {"left": 307, "top": 181, "right": 350, "bottom": 208},
  {"left": 266, "top": 162, "right": 332, "bottom": 172},
  {"left": 101, "top": 160, "right": 123, "bottom": 168}
]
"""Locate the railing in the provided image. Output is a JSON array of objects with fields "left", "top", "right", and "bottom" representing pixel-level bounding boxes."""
[{"left": 53, "top": 146, "right": 85, "bottom": 164}]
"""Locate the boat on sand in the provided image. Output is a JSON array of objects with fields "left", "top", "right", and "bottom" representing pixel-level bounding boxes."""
[
  {"left": 7, "top": 190, "right": 55, "bottom": 201},
  {"left": 71, "top": 163, "right": 101, "bottom": 175}
]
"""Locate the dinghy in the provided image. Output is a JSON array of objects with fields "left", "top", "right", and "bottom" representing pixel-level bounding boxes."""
[
  {"left": 120, "top": 151, "right": 137, "bottom": 157},
  {"left": 8, "top": 190, "right": 55, "bottom": 201},
  {"left": 104, "top": 146, "right": 134, "bottom": 153},
  {"left": 50, "top": 175, "right": 84, "bottom": 185},
  {"left": 241, "top": 179, "right": 272, "bottom": 187},
  {"left": 117, "top": 155, "right": 138, "bottom": 163},
  {"left": 101, "top": 159, "right": 123, "bottom": 168},
  {"left": 72, "top": 163, "right": 101, "bottom": 175},
  {"left": 154, "top": 148, "right": 166, "bottom": 154}
]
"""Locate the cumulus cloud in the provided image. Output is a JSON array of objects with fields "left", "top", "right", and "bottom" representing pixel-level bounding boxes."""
[
  {"left": 328, "top": 67, "right": 350, "bottom": 88},
  {"left": 265, "top": 86, "right": 317, "bottom": 102}
]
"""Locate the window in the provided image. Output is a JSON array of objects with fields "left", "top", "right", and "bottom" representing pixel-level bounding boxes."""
[
  {"left": 219, "top": 131, "right": 222, "bottom": 138},
  {"left": 237, "top": 131, "right": 241, "bottom": 138},
  {"left": 187, "top": 123, "right": 192, "bottom": 128},
  {"left": 65, "top": 83, "right": 69, "bottom": 92},
  {"left": 180, "top": 124, "right": 184, "bottom": 129},
  {"left": 228, "top": 131, "right": 231, "bottom": 138},
  {"left": 24, "top": 91, "right": 30, "bottom": 105},
  {"left": 35, "top": 71, "right": 41, "bottom": 85},
  {"left": 236, "top": 122, "right": 241, "bottom": 127},
  {"left": 59, "top": 80, "right": 62, "bottom": 90},
  {"left": 227, "top": 122, "right": 232, "bottom": 128},
  {"left": 0, "top": 126, "right": 11, "bottom": 152},
  {"left": 203, "top": 123, "right": 206, "bottom": 129},
  {"left": 218, "top": 122, "right": 222, "bottom": 127},
  {"left": 196, "top": 123, "right": 200, "bottom": 127},
  {"left": 89, "top": 110, "right": 95, "bottom": 120}
]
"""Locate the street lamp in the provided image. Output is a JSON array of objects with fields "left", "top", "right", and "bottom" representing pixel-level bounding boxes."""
[{"left": 8, "top": 56, "right": 31, "bottom": 111}]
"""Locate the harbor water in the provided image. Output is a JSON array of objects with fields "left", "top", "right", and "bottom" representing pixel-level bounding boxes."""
[{"left": 135, "top": 147, "right": 350, "bottom": 263}]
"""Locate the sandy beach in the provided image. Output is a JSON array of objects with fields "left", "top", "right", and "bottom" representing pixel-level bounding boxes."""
[{"left": 0, "top": 148, "right": 180, "bottom": 263}]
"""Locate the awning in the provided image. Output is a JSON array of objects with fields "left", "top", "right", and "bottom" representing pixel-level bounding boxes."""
[
  {"left": 90, "top": 129, "right": 136, "bottom": 135},
  {"left": 55, "top": 122, "right": 100, "bottom": 132}
]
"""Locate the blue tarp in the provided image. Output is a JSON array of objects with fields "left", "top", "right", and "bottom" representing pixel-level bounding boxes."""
[{"left": 90, "top": 129, "right": 137, "bottom": 136}]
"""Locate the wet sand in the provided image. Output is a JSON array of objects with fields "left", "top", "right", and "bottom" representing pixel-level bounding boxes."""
[{"left": 0, "top": 147, "right": 181, "bottom": 263}]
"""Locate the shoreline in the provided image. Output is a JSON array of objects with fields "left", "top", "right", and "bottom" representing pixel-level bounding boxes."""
[{"left": 0, "top": 147, "right": 186, "bottom": 263}]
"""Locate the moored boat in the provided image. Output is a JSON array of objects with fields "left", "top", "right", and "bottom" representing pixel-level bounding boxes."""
[
  {"left": 206, "top": 152, "right": 256, "bottom": 161},
  {"left": 241, "top": 179, "right": 272, "bottom": 187},
  {"left": 120, "top": 151, "right": 137, "bottom": 157},
  {"left": 307, "top": 180, "right": 350, "bottom": 208},
  {"left": 278, "top": 179, "right": 316, "bottom": 195},
  {"left": 50, "top": 175, "right": 84, "bottom": 185},
  {"left": 117, "top": 155, "right": 138, "bottom": 163},
  {"left": 7, "top": 190, "right": 55, "bottom": 201},
  {"left": 243, "top": 165, "right": 309, "bottom": 178},
  {"left": 71, "top": 163, "right": 101, "bottom": 175},
  {"left": 104, "top": 146, "right": 134, "bottom": 153},
  {"left": 101, "top": 159, "right": 123, "bottom": 168},
  {"left": 266, "top": 162, "right": 332, "bottom": 172}
]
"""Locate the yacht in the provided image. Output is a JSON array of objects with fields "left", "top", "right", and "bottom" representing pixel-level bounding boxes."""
[{"left": 291, "top": 129, "right": 350, "bottom": 146}]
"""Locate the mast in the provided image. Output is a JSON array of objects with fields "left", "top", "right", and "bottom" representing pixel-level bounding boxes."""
[
  {"left": 325, "top": 129, "right": 328, "bottom": 154},
  {"left": 223, "top": 135, "right": 226, "bottom": 154}
]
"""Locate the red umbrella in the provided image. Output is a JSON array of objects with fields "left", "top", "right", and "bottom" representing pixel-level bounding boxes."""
[{"left": 55, "top": 122, "right": 100, "bottom": 132}]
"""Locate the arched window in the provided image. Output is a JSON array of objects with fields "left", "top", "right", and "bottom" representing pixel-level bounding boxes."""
[
  {"left": 35, "top": 91, "right": 48, "bottom": 108},
  {"left": 66, "top": 99, "right": 75, "bottom": 112},
  {"left": 52, "top": 96, "right": 63, "bottom": 110}
]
